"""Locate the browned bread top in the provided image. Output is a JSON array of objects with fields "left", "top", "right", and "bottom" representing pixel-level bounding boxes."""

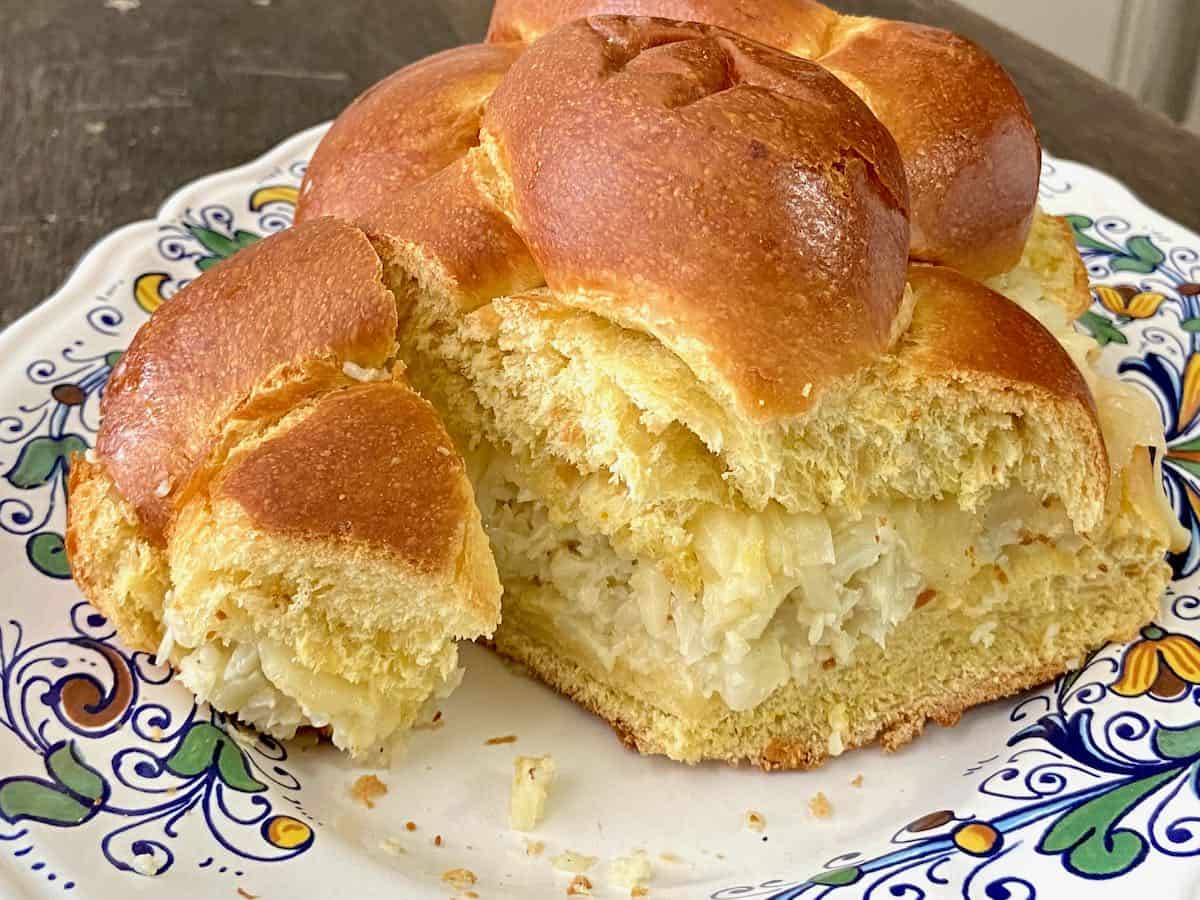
[
  {"left": 296, "top": 42, "right": 522, "bottom": 224},
  {"left": 486, "top": 0, "right": 1040, "bottom": 277},
  {"left": 215, "top": 382, "right": 482, "bottom": 576},
  {"left": 96, "top": 217, "right": 397, "bottom": 542},
  {"left": 481, "top": 15, "right": 910, "bottom": 419}
]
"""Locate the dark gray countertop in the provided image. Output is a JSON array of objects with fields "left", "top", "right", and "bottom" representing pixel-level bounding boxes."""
[{"left": 2, "top": 0, "right": 1198, "bottom": 327}]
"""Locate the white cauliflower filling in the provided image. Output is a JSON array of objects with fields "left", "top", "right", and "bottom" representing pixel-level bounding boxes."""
[
  {"left": 474, "top": 448, "right": 1059, "bottom": 712},
  {"left": 160, "top": 604, "right": 463, "bottom": 753}
]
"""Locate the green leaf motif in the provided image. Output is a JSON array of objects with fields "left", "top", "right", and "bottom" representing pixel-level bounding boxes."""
[
  {"left": 1181, "top": 318, "right": 1200, "bottom": 333},
  {"left": 1038, "top": 768, "right": 1180, "bottom": 878},
  {"left": 27, "top": 532, "right": 71, "bottom": 579},
  {"left": 1078, "top": 311, "right": 1128, "bottom": 347},
  {"left": 46, "top": 741, "right": 106, "bottom": 800},
  {"left": 1126, "top": 235, "right": 1165, "bottom": 265},
  {"left": 808, "top": 866, "right": 862, "bottom": 886},
  {"left": 1066, "top": 214, "right": 1117, "bottom": 253},
  {"left": 188, "top": 225, "right": 260, "bottom": 264},
  {"left": 0, "top": 741, "right": 108, "bottom": 827},
  {"left": 104, "top": 350, "right": 124, "bottom": 368},
  {"left": 1153, "top": 722, "right": 1200, "bottom": 761},
  {"left": 4, "top": 434, "right": 88, "bottom": 490},
  {"left": 195, "top": 256, "right": 222, "bottom": 272},
  {"left": 165, "top": 723, "right": 266, "bottom": 793}
]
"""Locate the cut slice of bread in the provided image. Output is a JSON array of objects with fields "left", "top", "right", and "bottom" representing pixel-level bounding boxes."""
[{"left": 66, "top": 220, "right": 503, "bottom": 760}]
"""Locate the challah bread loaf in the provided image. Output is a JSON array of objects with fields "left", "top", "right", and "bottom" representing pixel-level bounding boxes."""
[
  {"left": 486, "top": 0, "right": 1040, "bottom": 278},
  {"left": 295, "top": 42, "right": 522, "bottom": 224},
  {"left": 372, "top": 16, "right": 1181, "bottom": 765},
  {"left": 67, "top": 217, "right": 502, "bottom": 759}
]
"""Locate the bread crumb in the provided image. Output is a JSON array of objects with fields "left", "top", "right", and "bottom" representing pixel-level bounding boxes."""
[
  {"left": 443, "top": 868, "right": 476, "bottom": 889},
  {"left": 465, "top": 892, "right": 479, "bottom": 899},
  {"left": 378, "top": 837, "right": 406, "bottom": 855},
  {"left": 608, "top": 850, "right": 652, "bottom": 890},
  {"left": 510, "top": 755, "right": 556, "bottom": 831},
  {"left": 657, "top": 852, "right": 682, "bottom": 864},
  {"left": 434, "top": 835, "right": 443, "bottom": 847},
  {"left": 405, "top": 821, "right": 417, "bottom": 832},
  {"left": 132, "top": 854, "right": 159, "bottom": 876},
  {"left": 486, "top": 734, "right": 518, "bottom": 745},
  {"left": 525, "top": 839, "right": 545, "bottom": 856},
  {"left": 567, "top": 875, "right": 593, "bottom": 895},
  {"left": 809, "top": 792, "right": 832, "bottom": 819},
  {"left": 552, "top": 850, "right": 597, "bottom": 873},
  {"left": 236, "top": 890, "right": 258, "bottom": 900},
  {"left": 632, "top": 888, "right": 649, "bottom": 898},
  {"left": 851, "top": 774, "right": 863, "bottom": 788},
  {"left": 745, "top": 811, "right": 766, "bottom": 832},
  {"left": 350, "top": 774, "right": 387, "bottom": 809}
]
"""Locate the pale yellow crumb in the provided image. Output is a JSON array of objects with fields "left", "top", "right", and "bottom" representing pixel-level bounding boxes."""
[
  {"left": 657, "top": 852, "right": 682, "bottom": 864},
  {"left": 552, "top": 850, "right": 597, "bottom": 873},
  {"left": 350, "top": 774, "right": 387, "bottom": 809},
  {"left": 510, "top": 754, "right": 556, "bottom": 831},
  {"left": 525, "top": 839, "right": 545, "bottom": 856},
  {"left": 378, "top": 836, "right": 406, "bottom": 856},
  {"left": 442, "top": 868, "right": 477, "bottom": 889},
  {"left": 608, "top": 850, "right": 653, "bottom": 890},
  {"left": 567, "top": 874, "right": 593, "bottom": 895},
  {"left": 745, "top": 811, "right": 766, "bottom": 833},
  {"left": 851, "top": 774, "right": 863, "bottom": 788},
  {"left": 809, "top": 792, "right": 833, "bottom": 819}
]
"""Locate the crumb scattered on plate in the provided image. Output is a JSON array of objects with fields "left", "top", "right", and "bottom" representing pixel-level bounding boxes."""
[
  {"left": 442, "top": 868, "right": 477, "bottom": 889},
  {"left": 525, "top": 839, "right": 546, "bottom": 856},
  {"left": 632, "top": 887, "right": 649, "bottom": 898},
  {"left": 657, "top": 852, "right": 682, "bottom": 865},
  {"left": 809, "top": 792, "right": 833, "bottom": 819},
  {"left": 552, "top": 850, "right": 598, "bottom": 873},
  {"left": 511, "top": 754, "right": 556, "bottom": 831},
  {"left": 405, "top": 821, "right": 418, "bottom": 832},
  {"left": 567, "top": 874, "right": 593, "bottom": 895},
  {"left": 434, "top": 834, "right": 444, "bottom": 847},
  {"left": 350, "top": 774, "right": 388, "bottom": 809},
  {"left": 745, "top": 811, "right": 766, "bottom": 832},
  {"left": 851, "top": 774, "right": 863, "bottom": 788},
  {"left": 608, "top": 850, "right": 652, "bottom": 890},
  {"left": 378, "top": 837, "right": 406, "bottom": 855},
  {"left": 236, "top": 890, "right": 258, "bottom": 900},
  {"left": 486, "top": 734, "right": 518, "bottom": 745}
]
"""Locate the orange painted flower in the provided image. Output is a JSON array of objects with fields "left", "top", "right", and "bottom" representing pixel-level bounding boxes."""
[
  {"left": 1111, "top": 624, "right": 1200, "bottom": 700},
  {"left": 1094, "top": 285, "right": 1166, "bottom": 319}
]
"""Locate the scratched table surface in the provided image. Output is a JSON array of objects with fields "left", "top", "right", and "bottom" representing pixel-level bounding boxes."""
[{"left": 2, "top": 0, "right": 1200, "bottom": 328}]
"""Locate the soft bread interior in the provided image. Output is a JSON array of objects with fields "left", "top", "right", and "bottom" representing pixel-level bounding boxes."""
[
  {"left": 69, "top": 376, "right": 501, "bottom": 760},
  {"left": 383, "top": 209, "right": 1181, "bottom": 764}
]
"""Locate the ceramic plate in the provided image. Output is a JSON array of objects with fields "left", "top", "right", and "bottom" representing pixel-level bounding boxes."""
[{"left": 3, "top": 124, "right": 1200, "bottom": 900}]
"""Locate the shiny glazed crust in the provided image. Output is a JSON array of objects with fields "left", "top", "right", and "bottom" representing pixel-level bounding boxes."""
[
  {"left": 481, "top": 16, "right": 911, "bottom": 419},
  {"left": 486, "top": 0, "right": 1041, "bottom": 276}
]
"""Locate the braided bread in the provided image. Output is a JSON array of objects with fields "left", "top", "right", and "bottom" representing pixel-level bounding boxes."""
[
  {"left": 68, "top": 12, "right": 1182, "bottom": 768},
  {"left": 486, "top": 0, "right": 1041, "bottom": 278},
  {"left": 67, "top": 218, "right": 501, "bottom": 759}
]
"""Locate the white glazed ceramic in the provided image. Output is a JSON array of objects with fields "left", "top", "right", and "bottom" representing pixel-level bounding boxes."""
[{"left": 2, "top": 125, "right": 1200, "bottom": 899}]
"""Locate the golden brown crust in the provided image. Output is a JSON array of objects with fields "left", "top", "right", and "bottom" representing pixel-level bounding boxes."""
[
  {"left": 362, "top": 157, "right": 542, "bottom": 311},
  {"left": 96, "top": 218, "right": 397, "bottom": 542},
  {"left": 486, "top": 0, "right": 838, "bottom": 56},
  {"left": 485, "top": 1, "right": 1040, "bottom": 278},
  {"left": 295, "top": 43, "right": 522, "bottom": 224},
  {"left": 215, "top": 383, "right": 471, "bottom": 574},
  {"left": 482, "top": 16, "right": 910, "bottom": 419},
  {"left": 905, "top": 265, "right": 1099, "bottom": 420},
  {"left": 819, "top": 21, "right": 1040, "bottom": 277}
]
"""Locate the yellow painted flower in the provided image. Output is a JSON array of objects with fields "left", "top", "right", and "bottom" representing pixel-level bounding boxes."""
[
  {"left": 1094, "top": 284, "right": 1166, "bottom": 319},
  {"left": 1111, "top": 624, "right": 1200, "bottom": 700}
]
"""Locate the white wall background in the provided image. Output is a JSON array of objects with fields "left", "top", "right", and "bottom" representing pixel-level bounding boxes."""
[{"left": 960, "top": 0, "right": 1200, "bottom": 131}]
